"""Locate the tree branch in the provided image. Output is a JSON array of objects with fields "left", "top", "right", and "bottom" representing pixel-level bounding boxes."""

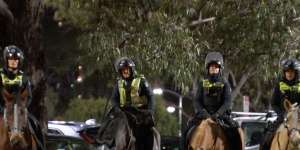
[
  {"left": 0, "top": 0, "right": 13, "bottom": 22},
  {"left": 231, "top": 66, "right": 257, "bottom": 100},
  {"left": 189, "top": 16, "right": 215, "bottom": 27}
]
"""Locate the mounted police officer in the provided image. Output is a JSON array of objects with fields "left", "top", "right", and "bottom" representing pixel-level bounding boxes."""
[
  {"left": 0, "top": 45, "right": 45, "bottom": 150},
  {"left": 111, "top": 57, "right": 155, "bottom": 150},
  {"left": 261, "top": 58, "right": 300, "bottom": 150},
  {"left": 182, "top": 52, "right": 240, "bottom": 150},
  {"left": 0, "top": 45, "right": 31, "bottom": 113}
]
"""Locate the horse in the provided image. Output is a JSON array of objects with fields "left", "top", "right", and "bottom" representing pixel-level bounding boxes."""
[
  {"left": 96, "top": 106, "right": 160, "bottom": 150},
  {"left": 0, "top": 88, "right": 42, "bottom": 150},
  {"left": 188, "top": 117, "right": 244, "bottom": 150},
  {"left": 270, "top": 100, "right": 300, "bottom": 150}
]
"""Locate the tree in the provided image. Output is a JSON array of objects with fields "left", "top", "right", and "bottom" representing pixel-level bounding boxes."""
[
  {"left": 44, "top": 0, "right": 300, "bottom": 111},
  {"left": 0, "top": 0, "right": 47, "bottom": 128}
]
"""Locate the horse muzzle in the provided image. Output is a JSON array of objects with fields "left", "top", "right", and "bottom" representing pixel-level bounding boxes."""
[{"left": 9, "top": 131, "right": 28, "bottom": 149}]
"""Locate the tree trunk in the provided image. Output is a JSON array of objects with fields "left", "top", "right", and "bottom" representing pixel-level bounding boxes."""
[
  {"left": 0, "top": 0, "right": 47, "bottom": 129},
  {"left": 231, "top": 67, "right": 256, "bottom": 101}
]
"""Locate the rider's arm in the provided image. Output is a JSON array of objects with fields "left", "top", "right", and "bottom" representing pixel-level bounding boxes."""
[
  {"left": 194, "top": 80, "right": 209, "bottom": 115},
  {"left": 21, "top": 75, "right": 32, "bottom": 107},
  {"left": 111, "top": 81, "right": 120, "bottom": 108},
  {"left": 26, "top": 80, "right": 33, "bottom": 107},
  {"left": 141, "top": 78, "right": 154, "bottom": 114},
  {"left": 272, "top": 83, "right": 283, "bottom": 115},
  {"left": 216, "top": 81, "right": 232, "bottom": 116}
]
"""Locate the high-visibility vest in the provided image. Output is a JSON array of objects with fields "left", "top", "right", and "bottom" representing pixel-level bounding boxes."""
[
  {"left": 118, "top": 76, "right": 146, "bottom": 107},
  {"left": 0, "top": 71, "right": 23, "bottom": 87},
  {"left": 279, "top": 81, "right": 300, "bottom": 93},
  {"left": 202, "top": 79, "right": 224, "bottom": 88}
]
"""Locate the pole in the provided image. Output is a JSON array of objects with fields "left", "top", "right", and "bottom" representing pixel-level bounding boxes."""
[{"left": 178, "top": 96, "right": 182, "bottom": 137}]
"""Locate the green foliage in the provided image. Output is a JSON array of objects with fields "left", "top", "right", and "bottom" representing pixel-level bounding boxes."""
[
  {"left": 45, "top": 87, "right": 60, "bottom": 120},
  {"left": 44, "top": 0, "right": 300, "bottom": 110},
  {"left": 154, "top": 96, "right": 179, "bottom": 136},
  {"left": 62, "top": 97, "right": 109, "bottom": 121}
]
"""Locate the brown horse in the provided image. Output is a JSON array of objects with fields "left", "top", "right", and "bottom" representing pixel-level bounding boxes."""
[
  {"left": 0, "top": 88, "right": 38, "bottom": 150},
  {"left": 270, "top": 100, "right": 300, "bottom": 150},
  {"left": 188, "top": 118, "right": 244, "bottom": 150}
]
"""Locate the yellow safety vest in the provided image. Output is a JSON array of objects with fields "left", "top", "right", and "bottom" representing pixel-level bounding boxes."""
[
  {"left": 118, "top": 76, "right": 146, "bottom": 107},
  {"left": 0, "top": 72, "right": 23, "bottom": 87},
  {"left": 279, "top": 81, "right": 300, "bottom": 93},
  {"left": 202, "top": 79, "right": 224, "bottom": 88}
]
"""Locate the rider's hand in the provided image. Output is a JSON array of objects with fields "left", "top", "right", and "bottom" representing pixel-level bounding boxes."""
[
  {"left": 196, "top": 110, "right": 210, "bottom": 119},
  {"left": 212, "top": 113, "right": 220, "bottom": 119}
]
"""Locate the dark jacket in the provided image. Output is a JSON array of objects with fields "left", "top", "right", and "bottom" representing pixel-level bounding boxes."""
[
  {"left": 194, "top": 76, "right": 231, "bottom": 116},
  {"left": 272, "top": 78, "right": 300, "bottom": 119},
  {"left": 111, "top": 75, "right": 154, "bottom": 114}
]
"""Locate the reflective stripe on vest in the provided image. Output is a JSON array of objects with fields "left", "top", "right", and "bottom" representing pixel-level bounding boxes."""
[
  {"left": 118, "top": 77, "right": 146, "bottom": 107},
  {"left": 0, "top": 73, "right": 23, "bottom": 87},
  {"left": 279, "top": 81, "right": 300, "bottom": 93},
  {"left": 202, "top": 79, "right": 224, "bottom": 88}
]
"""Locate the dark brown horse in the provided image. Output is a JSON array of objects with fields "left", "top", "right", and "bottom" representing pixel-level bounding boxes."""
[
  {"left": 188, "top": 118, "right": 244, "bottom": 150},
  {"left": 0, "top": 88, "right": 38, "bottom": 150},
  {"left": 96, "top": 107, "right": 160, "bottom": 150}
]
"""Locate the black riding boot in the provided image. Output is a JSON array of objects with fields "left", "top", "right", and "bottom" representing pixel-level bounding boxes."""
[
  {"left": 260, "top": 120, "right": 281, "bottom": 150},
  {"left": 218, "top": 115, "right": 241, "bottom": 150}
]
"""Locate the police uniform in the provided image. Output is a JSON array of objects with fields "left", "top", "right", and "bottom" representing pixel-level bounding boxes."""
[
  {"left": 182, "top": 52, "right": 239, "bottom": 150},
  {"left": 261, "top": 58, "right": 300, "bottom": 150},
  {"left": 111, "top": 57, "right": 155, "bottom": 150},
  {"left": 111, "top": 74, "right": 154, "bottom": 114}
]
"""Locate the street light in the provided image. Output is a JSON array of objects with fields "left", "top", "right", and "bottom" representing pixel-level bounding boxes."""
[
  {"left": 153, "top": 88, "right": 183, "bottom": 137},
  {"left": 166, "top": 106, "right": 176, "bottom": 113}
]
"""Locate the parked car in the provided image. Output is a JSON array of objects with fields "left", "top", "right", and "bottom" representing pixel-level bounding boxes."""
[
  {"left": 232, "top": 112, "right": 277, "bottom": 150},
  {"left": 48, "top": 121, "right": 86, "bottom": 138},
  {"left": 47, "top": 120, "right": 99, "bottom": 150}
]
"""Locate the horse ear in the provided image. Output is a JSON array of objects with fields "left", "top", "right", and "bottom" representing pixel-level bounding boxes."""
[{"left": 284, "top": 99, "right": 293, "bottom": 111}]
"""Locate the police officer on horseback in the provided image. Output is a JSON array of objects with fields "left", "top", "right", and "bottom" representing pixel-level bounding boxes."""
[
  {"left": 0, "top": 45, "right": 31, "bottom": 112},
  {"left": 111, "top": 57, "right": 155, "bottom": 150},
  {"left": 261, "top": 58, "right": 300, "bottom": 150},
  {"left": 112, "top": 57, "right": 154, "bottom": 114},
  {"left": 182, "top": 52, "right": 240, "bottom": 150},
  {"left": 0, "top": 45, "right": 45, "bottom": 150}
]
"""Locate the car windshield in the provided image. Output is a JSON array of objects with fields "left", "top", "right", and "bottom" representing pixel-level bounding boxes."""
[
  {"left": 242, "top": 122, "right": 266, "bottom": 146},
  {"left": 47, "top": 135, "right": 97, "bottom": 150}
]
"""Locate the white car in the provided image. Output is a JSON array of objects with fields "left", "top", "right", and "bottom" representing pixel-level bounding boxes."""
[
  {"left": 232, "top": 112, "right": 277, "bottom": 150},
  {"left": 48, "top": 120, "right": 88, "bottom": 138}
]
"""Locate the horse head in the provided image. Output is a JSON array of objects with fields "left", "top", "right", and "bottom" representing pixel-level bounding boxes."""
[
  {"left": 1, "top": 88, "right": 30, "bottom": 149},
  {"left": 97, "top": 107, "right": 135, "bottom": 150},
  {"left": 283, "top": 100, "right": 300, "bottom": 148}
]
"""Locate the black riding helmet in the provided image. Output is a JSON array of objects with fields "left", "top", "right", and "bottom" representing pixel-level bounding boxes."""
[
  {"left": 205, "top": 52, "right": 224, "bottom": 75},
  {"left": 3, "top": 45, "right": 24, "bottom": 69},
  {"left": 114, "top": 57, "right": 136, "bottom": 78},
  {"left": 281, "top": 58, "right": 300, "bottom": 80}
]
